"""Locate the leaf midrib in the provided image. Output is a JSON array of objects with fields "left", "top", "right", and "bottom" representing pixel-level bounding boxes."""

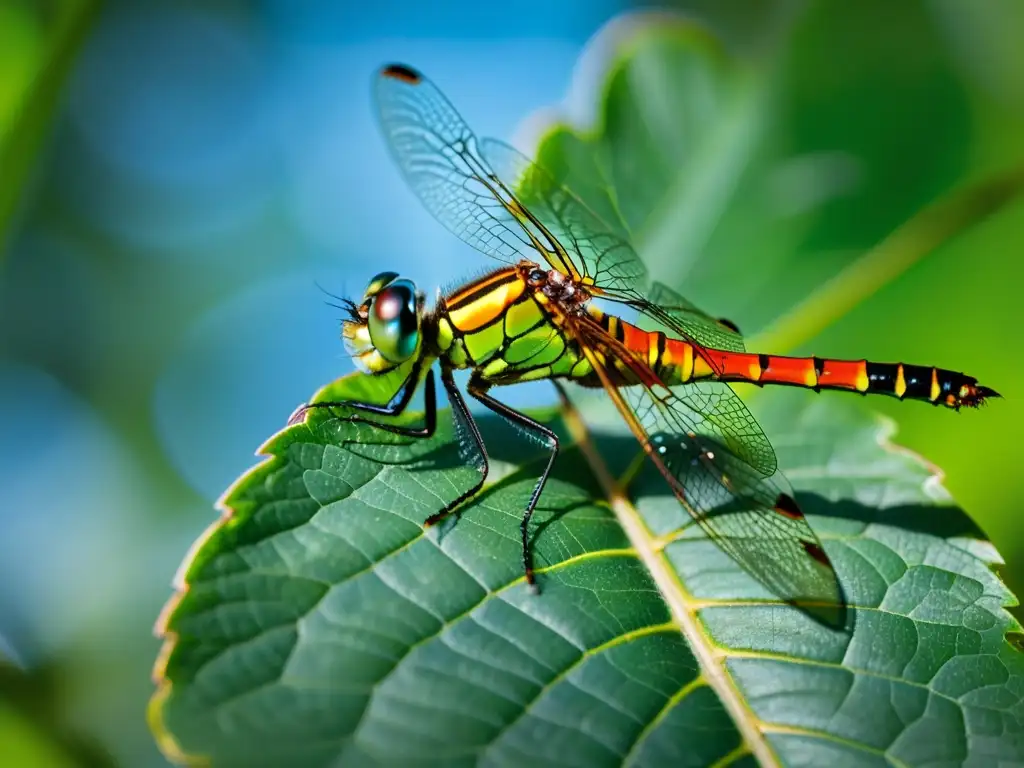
[{"left": 557, "top": 401, "right": 779, "bottom": 768}]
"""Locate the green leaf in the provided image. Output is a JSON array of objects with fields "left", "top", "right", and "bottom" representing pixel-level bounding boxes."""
[
  {"left": 0, "top": 0, "right": 102, "bottom": 251},
  {"left": 151, "top": 370, "right": 1023, "bottom": 766}
]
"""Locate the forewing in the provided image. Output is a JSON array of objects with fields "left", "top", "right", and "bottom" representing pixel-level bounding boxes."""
[
  {"left": 480, "top": 138, "right": 648, "bottom": 292},
  {"left": 375, "top": 65, "right": 560, "bottom": 266},
  {"left": 480, "top": 139, "right": 747, "bottom": 357},
  {"left": 376, "top": 67, "right": 740, "bottom": 362},
  {"left": 573, "top": 321, "right": 843, "bottom": 622}
]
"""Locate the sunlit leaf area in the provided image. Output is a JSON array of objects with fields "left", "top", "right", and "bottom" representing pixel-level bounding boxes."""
[{"left": 1, "top": 1, "right": 1022, "bottom": 766}]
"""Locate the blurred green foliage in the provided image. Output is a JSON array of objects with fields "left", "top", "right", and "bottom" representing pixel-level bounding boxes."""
[
  {"left": 0, "top": 0, "right": 100, "bottom": 248},
  {"left": 0, "top": 660, "right": 113, "bottom": 768}
]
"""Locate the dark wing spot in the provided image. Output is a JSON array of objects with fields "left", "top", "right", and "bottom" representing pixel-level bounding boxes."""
[
  {"left": 717, "top": 317, "right": 741, "bottom": 334},
  {"left": 801, "top": 540, "right": 831, "bottom": 567},
  {"left": 773, "top": 492, "right": 804, "bottom": 520},
  {"left": 381, "top": 64, "right": 422, "bottom": 84}
]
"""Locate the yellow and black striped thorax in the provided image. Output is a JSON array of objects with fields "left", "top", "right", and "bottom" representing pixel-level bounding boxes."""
[{"left": 431, "top": 266, "right": 589, "bottom": 384}]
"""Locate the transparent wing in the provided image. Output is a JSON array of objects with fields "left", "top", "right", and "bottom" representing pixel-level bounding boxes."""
[
  {"left": 573, "top": 318, "right": 843, "bottom": 623},
  {"left": 645, "top": 282, "right": 746, "bottom": 353},
  {"left": 374, "top": 65, "right": 575, "bottom": 273},
  {"left": 481, "top": 140, "right": 746, "bottom": 357},
  {"left": 581, "top": 313, "right": 774, "bottom": 477},
  {"left": 630, "top": 284, "right": 756, "bottom": 465},
  {"left": 671, "top": 380, "right": 776, "bottom": 477},
  {"left": 376, "top": 65, "right": 744, "bottom": 360},
  {"left": 479, "top": 138, "right": 647, "bottom": 292}
]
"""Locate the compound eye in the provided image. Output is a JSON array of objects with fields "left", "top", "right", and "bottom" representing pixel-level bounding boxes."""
[
  {"left": 528, "top": 269, "right": 546, "bottom": 283},
  {"left": 364, "top": 271, "right": 401, "bottom": 298},
  {"left": 366, "top": 278, "right": 419, "bottom": 363}
]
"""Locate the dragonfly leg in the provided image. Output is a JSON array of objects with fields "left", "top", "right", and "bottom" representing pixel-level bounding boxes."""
[
  {"left": 422, "top": 366, "right": 489, "bottom": 526},
  {"left": 289, "top": 366, "right": 436, "bottom": 439},
  {"left": 467, "top": 375, "right": 558, "bottom": 592}
]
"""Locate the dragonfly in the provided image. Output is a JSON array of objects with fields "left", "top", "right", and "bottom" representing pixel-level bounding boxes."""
[{"left": 293, "top": 63, "right": 998, "bottom": 625}]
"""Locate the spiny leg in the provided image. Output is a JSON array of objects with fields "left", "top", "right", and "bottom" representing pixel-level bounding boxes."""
[
  {"left": 289, "top": 365, "right": 435, "bottom": 438},
  {"left": 422, "top": 365, "right": 489, "bottom": 526},
  {"left": 468, "top": 374, "right": 558, "bottom": 591}
]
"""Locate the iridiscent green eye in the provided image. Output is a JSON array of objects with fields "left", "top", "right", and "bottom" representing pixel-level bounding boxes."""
[
  {"left": 364, "top": 271, "right": 400, "bottom": 299},
  {"left": 367, "top": 278, "right": 419, "bottom": 363}
]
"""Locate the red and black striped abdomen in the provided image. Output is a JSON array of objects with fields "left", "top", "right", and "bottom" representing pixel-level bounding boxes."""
[
  {"left": 701, "top": 351, "right": 997, "bottom": 410},
  {"left": 579, "top": 309, "right": 998, "bottom": 410}
]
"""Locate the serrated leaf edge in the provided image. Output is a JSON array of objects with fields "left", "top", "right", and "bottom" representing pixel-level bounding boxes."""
[
  {"left": 149, "top": 428, "right": 291, "bottom": 766},
  {"left": 870, "top": 411, "right": 1020, "bottom": 620}
]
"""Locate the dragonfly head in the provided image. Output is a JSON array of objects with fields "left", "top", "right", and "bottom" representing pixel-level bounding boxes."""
[{"left": 342, "top": 271, "right": 423, "bottom": 373}]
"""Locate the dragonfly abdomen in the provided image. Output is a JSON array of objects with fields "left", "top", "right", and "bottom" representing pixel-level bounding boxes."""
[
  {"left": 587, "top": 310, "right": 995, "bottom": 409},
  {"left": 698, "top": 350, "right": 997, "bottom": 409},
  {"left": 574, "top": 311, "right": 696, "bottom": 388}
]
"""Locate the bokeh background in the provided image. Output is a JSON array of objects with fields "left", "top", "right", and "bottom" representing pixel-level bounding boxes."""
[{"left": 1, "top": 1, "right": 1022, "bottom": 765}]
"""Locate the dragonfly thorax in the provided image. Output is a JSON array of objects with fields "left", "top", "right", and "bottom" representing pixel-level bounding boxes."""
[{"left": 527, "top": 266, "right": 590, "bottom": 314}]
